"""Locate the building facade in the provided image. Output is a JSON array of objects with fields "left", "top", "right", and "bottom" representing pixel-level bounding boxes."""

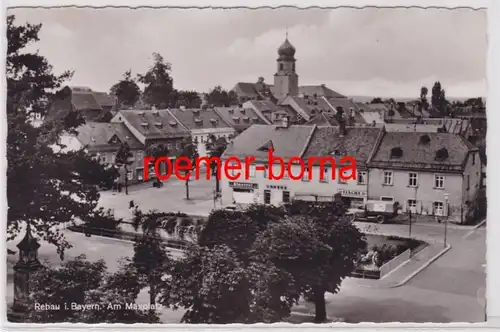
[
  {"left": 220, "top": 122, "right": 383, "bottom": 208},
  {"left": 168, "top": 107, "right": 236, "bottom": 158},
  {"left": 367, "top": 131, "right": 481, "bottom": 223}
]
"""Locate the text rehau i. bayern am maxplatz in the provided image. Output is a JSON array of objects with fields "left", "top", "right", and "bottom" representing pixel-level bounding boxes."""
[{"left": 143, "top": 150, "right": 357, "bottom": 182}]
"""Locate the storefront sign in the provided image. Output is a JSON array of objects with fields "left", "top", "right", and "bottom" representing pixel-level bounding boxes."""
[
  {"left": 266, "top": 184, "right": 288, "bottom": 190},
  {"left": 337, "top": 188, "right": 367, "bottom": 198},
  {"left": 229, "top": 182, "right": 258, "bottom": 190}
]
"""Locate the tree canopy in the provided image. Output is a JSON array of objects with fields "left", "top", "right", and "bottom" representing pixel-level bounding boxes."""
[
  {"left": 7, "top": 15, "right": 117, "bottom": 257},
  {"left": 110, "top": 70, "right": 141, "bottom": 109},
  {"left": 138, "top": 53, "right": 175, "bottom": 109},
  {"left": 204, "top": 85, "right": 239, "bottom": 107}
]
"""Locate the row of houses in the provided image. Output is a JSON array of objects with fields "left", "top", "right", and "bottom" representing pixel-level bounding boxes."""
[
  {"left": 59, "top": 106, "right": 273, "bottom": 183},
  {"left": 220, "top": 119, "right": 483, "bottom": 224}
]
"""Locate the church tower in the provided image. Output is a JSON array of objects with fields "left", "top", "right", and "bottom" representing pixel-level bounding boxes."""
[{"left": 273, "top": 33, "right": 299, "bottom": 100}]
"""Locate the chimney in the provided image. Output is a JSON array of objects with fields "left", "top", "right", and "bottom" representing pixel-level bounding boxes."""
[
  {"left": 339, "top": 119, "right": 347, "bottom": 137},
  {"left": 281, "top": 116, "right": 289, "bottom": 128}
]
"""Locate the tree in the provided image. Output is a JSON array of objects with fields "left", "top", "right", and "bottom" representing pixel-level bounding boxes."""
[
  {"left": 172, "top": 90, "right": 202, "bottom": 108},
  {"left": 7, "top": 15, "right": 114, "bottom": 257},
  {"left": 131, "top": 209, "right": 174, "bottom": 309},
  {"left": 370, "top": 97, "right": 383, "bottom": 104},
  {"left": 205, "top": 134, "right": 228, "bottom": 193},
  {"left": 178, "top": 136, "right": 198, "bottom": 200},
  {"left": 431, "top": 81, "right": 449, "bottom": 116},
  {"left": 138, "top": 53, "right": 175, "bottom": 109},
  {"left": 253, "top": 203, "right": 366, "bottom": 322},
  {"left": 27, "top": 255, "right": 159, "bottom": 323},
  {"left": 205, "top": 85, "right": 239, "bottom": 107},
  {"left": 115, "top": 142, "right": 133, "bottom": 195},
  {"left": 110, "top": 70, "right": 141, "bottom": 109},
  {"left": 420, "top": 86, "right": 429, "bottom": 110}
]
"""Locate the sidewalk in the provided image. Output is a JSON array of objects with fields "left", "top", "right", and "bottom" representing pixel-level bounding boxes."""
[{"left": 343, "top": 242, "right": 451, "bottom": 289}]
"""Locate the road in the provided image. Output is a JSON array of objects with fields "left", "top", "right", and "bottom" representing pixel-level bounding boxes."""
[{"left": 311, "top": 223, "right": 486, "bottom": 323}]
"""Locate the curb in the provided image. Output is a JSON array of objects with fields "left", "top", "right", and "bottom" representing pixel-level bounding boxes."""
[
  {"left": 388, "top": 243, "right": 452, "bottom": 288},
  {"left": 473, "top": 218, "right": 487, "bottom": 229}
]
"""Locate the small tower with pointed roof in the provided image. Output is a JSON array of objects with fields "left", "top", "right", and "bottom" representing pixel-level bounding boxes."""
[{"left": 273, "top": 31, "right": 299, "bottom": 100}]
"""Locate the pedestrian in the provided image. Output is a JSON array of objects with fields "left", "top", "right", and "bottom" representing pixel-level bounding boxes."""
[
  {"left": 436, "top": 216, "right": 441, "bottom": 224},
  {"left": 129, "top": 200, "right": 135, "bottom": 209}
]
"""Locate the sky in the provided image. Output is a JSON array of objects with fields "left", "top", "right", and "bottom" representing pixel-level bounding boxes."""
[{"left": 8, "top": 7, "right": 487, "bottom": 98}]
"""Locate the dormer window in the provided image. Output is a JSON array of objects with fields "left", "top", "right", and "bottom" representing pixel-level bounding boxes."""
[
  {"left": 210, "top": 118, "right": 217, "bottom": 124},
  {"left": 153, "top": 111, "right": 160, "bottom": 116},
  {"left": 331, "top": 149, "right": 344, "bottom": 157},
  {"left": 141, "top": 122, "right": 149, "bottom": 128},
  {"left": 154, "top": 122, "right": 163, "bottom": 128},
  {"left": 419, "top": 134, "right": 431, "bottom": 144},
  {"left": 242, "top": 116, "right": 250, "bottom": 122},
  {"left": 194, "top": 118, "right": 203, "bottom": 125},
  {"left": 240, "top": 109, "right": 246, "bottom": 115},
  {"left": 228, "top": 109, "right": 234, "bottom": 114},
  {"left": 139, "top": 111, "right": 145, "bottom": 116},
  {"left": 233, "top": 117, "right": 240, "bottom": 123},
  {"left": 169, "top": 121, "right": 178, "bottom": 127},
  {"left": 193, "top": 109, "right": 200, "bottom": 115},
  {"left": 435, "top": 148, "right": 449, "bottom": 161},
  {"left": 390, "top": 147, "right": 403, "bottom": 158},
  {"left": 252, "top": 116, "right": 259, "bottom": 121}
]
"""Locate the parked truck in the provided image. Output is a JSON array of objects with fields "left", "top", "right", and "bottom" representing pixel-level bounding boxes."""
[{"left": 346, "top": 200, "right": 401, "bottom": 224}]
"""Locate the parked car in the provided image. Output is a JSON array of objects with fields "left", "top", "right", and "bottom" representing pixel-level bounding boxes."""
[{"left": 347, "top": 200, "right": 401, "bottom": 224}]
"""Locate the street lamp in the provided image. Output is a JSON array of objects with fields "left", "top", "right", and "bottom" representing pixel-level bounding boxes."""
[{"left": 444, "top": 192, "right": 449, "bottom": 248}]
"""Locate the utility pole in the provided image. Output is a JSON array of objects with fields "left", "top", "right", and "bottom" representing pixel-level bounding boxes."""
[{"left": 444, "top": 193, "right": 449, "bottom": 248}]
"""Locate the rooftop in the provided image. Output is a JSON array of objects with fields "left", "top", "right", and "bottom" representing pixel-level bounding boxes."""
[
  {"left": 169, "top": 108, "right": 232, "bottom": 130},
  {"left": 369, "top": 131, "right": 477, "bottom": 172},
  {"left": 302, "top": 126, "right": 383, "bottom": 167},
  {"left": 222, "top": 124, "right": 315, "bottom": 161},
  {"left": 115, "top": 109, "right": 190, "bottom": 139},
  {"left": 214, "top": 106, "right": 270, "bottom": 130},
  {"left": 76, "top": 122, "right": 143, "bottom": 151}
]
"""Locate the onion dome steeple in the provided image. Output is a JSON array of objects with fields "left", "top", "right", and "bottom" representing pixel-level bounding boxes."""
[{"left": 277, "top": 30, "right": 296, "bottom": 60}]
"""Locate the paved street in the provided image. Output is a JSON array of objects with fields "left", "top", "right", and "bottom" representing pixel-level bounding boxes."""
[
  {"left": 293, "top": 222, "right": 486, "bottom": 322},
  {"left": 99, "top": 175, "right": 219, "bottom": 219}
]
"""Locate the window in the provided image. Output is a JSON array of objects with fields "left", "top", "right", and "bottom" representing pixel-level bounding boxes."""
[
  {"left": 320, "top": 168, "right": 329, "bottom": 182},
  {"left": 100, "top": 156, "right": 106, "bottom": 163},
  {"left": 279, "top": 63, "right": 284, "bottom": 71},
  {"left": 358, "top": 171, "right": 367, "bottom": 185},
  {"left": 383, "top": 171, "right": 393, "bottom": 185},
  {"left": 283, "top": 191, "right": 290, "bottom": 203},
  {"left": 338, "top": 169, "right": 348, "bottom": 184},
  {"left": 380, "top": 196, "right": 394, "bottom": 202},
  {"left": 408, "top": 172, "right": 418, "bottom": 187},
  {"left": 407, "top": 199, "right": 417, "bottom": 213},
  {"left": 127, "top": 171, "right": 133, "bottom": 181},
  {"left": 433, "top": 201, "right": 445, "bottom": 216},
  {"left": 472, "top": 153, "right": 476, "bottom": 165},
  {"left": 434, "top": 175, "right": 445, "bottom": 189},
  {"left": 248, "top": 165, "right": 256, "bottom": 178},
  {"left": 264, "top": 190, "right": 271, "bottom": 204},
  {"left": 264, "top": 165, "right": 268, "bottom": 179},
  {"left": 136, "top": 151, "right": 143, "bottom": 161},
  {"left": 302, "top": 167, "right": 310, "bottom": 182},
  {"left": 467, "top": 175, "right": 470, "bottom": 190}
]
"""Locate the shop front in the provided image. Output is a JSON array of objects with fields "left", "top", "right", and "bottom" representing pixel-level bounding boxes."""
[
  {"left": 264, "top": 184, "right": 291, "bottom": 205},
  {"left": 229, "top": 182, "right": 258, "bottom": 204},
  {"left": 337, "top": 188, "right": 367, "bottom": 208}
]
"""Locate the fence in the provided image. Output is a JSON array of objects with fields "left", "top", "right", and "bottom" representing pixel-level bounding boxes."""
[{"left": 379, "top": 248, "right": 411, "bottom": 278}]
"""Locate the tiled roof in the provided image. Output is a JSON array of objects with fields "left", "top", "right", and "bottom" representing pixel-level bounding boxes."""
[
  {"left": 325, "top": 98, "right": 366, "bottom": 124},
  {"left": 299, "top": 85, "right": 345, "bottom": 98},
  {"left": 232, "top": 82, "right": 260, "bottom": 98},
  {"left": 222, "top": 124, "right": 315, "bottom": 161},
  {"left": 116, "top": 109, "right": 190, "bottom": 139},
  {"left": 305, "top": 113, "right": 340, "bottom": 126},
  {"left": 302, "top": 126, "right": 383, "bottom": 167},
  {"left": 76, "top": 122, "right": 143, "bottom": 152},
  {"left": 384, "top": 123, "right": 443, "bottom": 133},
  {"left": 93, "top": 92, "right": 115, "bottom": 108},
  {"left": 71, "top": 91, "right": 102, "bottom": 111},
  {"left": 443, "top": 118, "right": 470, "bottom": 135},
  {"left": 169, "top": 108, "right": 232, "bottom": 130},
  {"left": 214, "top": 107, "right": 270, "bottom": 130},
  {"left": 369, "top": 131, "right": 477, "bottom": 172},
  {"left": 288, "top": 96, "right": 334, "bottom": 117}
]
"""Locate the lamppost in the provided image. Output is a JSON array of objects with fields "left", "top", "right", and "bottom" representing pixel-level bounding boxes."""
[{"left": 444, "top": 193, "right": 449, "bottom": 248}]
